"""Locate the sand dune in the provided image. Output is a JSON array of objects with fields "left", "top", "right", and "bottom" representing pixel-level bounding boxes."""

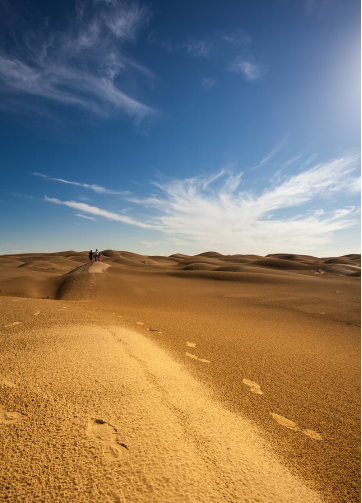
[{"left": 0, "top": 249, "right": 360, "bottom": 502}]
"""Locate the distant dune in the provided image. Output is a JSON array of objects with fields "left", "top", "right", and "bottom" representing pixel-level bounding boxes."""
[
  {"left": 0, "top": 250, "right": 360, "bottom": 502},
  {"left": 0, "top": 249, "right": 359, "bottom": 300}
]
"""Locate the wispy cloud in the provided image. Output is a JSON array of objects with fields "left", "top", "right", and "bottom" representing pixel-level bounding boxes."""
[
  {"left": 42, "top": 154, "right": 360, "bottom": 254},
  {"left": 0, "top": 0, "right": 154, "bottom": 119},
  {"left": 228, "top": 60, "right": 264, "bottom": 81},
  {"left": 128, "top": 154, "right": 360, "bottom": 253},
  {"left": 269, "top": 150, "right": 306, "bottom": 183},
  {"left": 33, "top": 173, "right": 127, "bottom": 195},
  {"left": 142, "top": 240, "right": 164, "bottom": 248},
  {"left": 75, "top": 213, "right": 97, "bottom": 221},
  {"left": 182, "top": 40, "right": 213, "bottom": 57},
  {"left": 250, "top": 140, "right": 286, "bottom": 171},
  {"left": 201, "top": 78, "right": 217, "bottom": 89},
  {"left": 175, "top": 30, "right": 264, "bottom": 83},
  {"left": 44, "top": 196, "right": 159, "bottom": 229},
  {"left": 180, "top": 30, "right": 251, "bottom": 58}
]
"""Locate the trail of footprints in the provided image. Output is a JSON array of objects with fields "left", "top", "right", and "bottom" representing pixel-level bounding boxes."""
[
  {"left": 2, "top": 307, "right": 66, "bottom": 330},
  {"left": 185, "top": 342, "right": 210, "bottom": 363},
  {"left": 3, "top": 309, "right": 60, "bottom": 329},
  {"left": 183, "top": 341, "right": 322, "bottom": 440},
  {"left": 136, "top": 327, "right": 322, "bottom": 442},
  {"left": 242, "top": 379, "right": 322, "bottom": 440},
  {"left": 270, "top": 413, "right": 323, "bottom": 440},
  {"left": 1, "top": 314, "right": 322, "bottom": 470}
]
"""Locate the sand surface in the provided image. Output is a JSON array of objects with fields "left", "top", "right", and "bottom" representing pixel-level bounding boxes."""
[{"left": 0, "top": 250, "right": 360, "bottom": 502}]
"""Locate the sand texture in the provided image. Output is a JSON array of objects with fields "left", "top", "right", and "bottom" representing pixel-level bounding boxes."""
[{"left": 0, "top": 250, "right": 360, "bottom": 502}]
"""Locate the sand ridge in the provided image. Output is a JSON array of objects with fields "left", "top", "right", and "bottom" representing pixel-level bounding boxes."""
[{"left": 0, "top": 249, "right": 360, "bottom": 502}]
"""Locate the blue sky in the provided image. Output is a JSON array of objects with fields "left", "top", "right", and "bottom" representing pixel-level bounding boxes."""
[{"left": 0, "top": 0, "right": 360, "bottom": 256}]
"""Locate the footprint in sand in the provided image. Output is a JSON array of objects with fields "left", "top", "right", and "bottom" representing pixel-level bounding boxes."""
[
  {"left": 136, "top": 322, "right": 143, "bottom": 325},
  {"left": 185, "top": 353, "right": 210, "bottom": 364},
  {"left": 34, "top": 311, "right": 42, "bottom": 316},
  {"left": 271, "top": 413, "right": 322, "bottom": 440},
  {"left": 146, "top": 328, "right": 163, "bottom": 334},
  {"left": 0, "top": 375, "right": 17, "bottom": 388},
  {"left": 4, "top": 322, "right": 22, "bottom": 328},
  {"left": 0, "top": 404, "right": 25, "bottom": 424},
  {"left": 186, "top": 342, "right": 196, "bottom": 348},
  {"left": 301, "top": 429, "right": 323, "bottom": 440},
  {"left": 86, "top": 418, "right": 129, "bottom": 462},
  {"left": 243, "top": 378, "right": 263, "bottom": 395}
]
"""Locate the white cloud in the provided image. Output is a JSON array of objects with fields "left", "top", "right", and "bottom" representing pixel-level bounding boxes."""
[
  {"left": 128, "top": 154, "right": 360, "bottom": 253},
  {"left": 270, "top": 150, "right": 306, "bottom": 183},
  {"left": 201, "top": 168, "right": 227, "bottom": 189},
  {"left": 180, "top": 31, "right": 265, "bottom": 84},
  {"left": 44, "top": 196, "right": 159, "bottom": 229},
  {"left": 0, "top": 1, "right": 153, "bottom": 119},
  {"left": 33, "top": 172, "right": 127, "bottom": 195},
  {"left": 142, "top": 240, "right": 163, "bottom": 248},
  {"left": 183, "top": 40, "right": 212, "bottom": 57},
  {"left": 99, "top": 1, "right": 149, "bottom": 40},
  {"left": 249, "top": 141, "right": 287, "bottom": 172},
  {"left": 228, "top": 60, "right": 264, "bottom": 81},
  {"left": 42, "top": 154, "right": 360, "bottom": 255},
  {"left": 75, "top": 213, "right": 97, "bottom": 221},
  {"left": 314, "top": 209, "right": 324, "bottom": 216}
]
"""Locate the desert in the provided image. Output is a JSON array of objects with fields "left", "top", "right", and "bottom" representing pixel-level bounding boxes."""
[{"left": 0, "top": 249, "right": 360, "bottom": 503}]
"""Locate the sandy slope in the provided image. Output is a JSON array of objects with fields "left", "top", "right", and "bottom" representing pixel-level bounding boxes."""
[{"left": 0, "top": 250, "right": 360, "bottom": 502}]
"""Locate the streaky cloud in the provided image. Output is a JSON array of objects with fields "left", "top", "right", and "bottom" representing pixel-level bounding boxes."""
[
  {"left": 44, "top": 196, "right": 159, "bottom": 229},
  {"left": 250, "top": 140, "right": 286, "bottom": 171},
  {"left": 182, "top": 40, "right": 212, "bottom": 57},
  {"left": 75, "top": 213, "right": 97, "bottom": 221},
  {"left": 32, "top": 173, "right": 127, "bottom": 195},
  {"left": 0, "top": 1, "right": 153, "bottom": 119},
  {"left": 142, "top": 240, "right": 164, "bottom": 248},
  {"left": 128, "top": 154, "right": 360, "bottom": 253},
  {"left": 41, "top": 154, "right": 360, "bottom": 254}
]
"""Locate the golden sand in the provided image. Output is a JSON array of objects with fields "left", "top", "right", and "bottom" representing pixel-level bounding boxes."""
[{"left": 0, "top": 250, "right": 360, "bottom": 502}]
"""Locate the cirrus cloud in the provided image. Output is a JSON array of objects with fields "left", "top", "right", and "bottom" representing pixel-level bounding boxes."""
[
  {"left": 44, "top": 196, "right": 160, "bottom": 229},
  {"left": 127, "top": 154, "right": 360, "bottom": 253},
  {"left": 33, "top": 172, "right": 128, "bottom": 195},
  {"left": 43, "top": 153, "right": 360, "bottom": 254},
  {"left": 0, "top": 0, "right": 154, "bottom": 120}
]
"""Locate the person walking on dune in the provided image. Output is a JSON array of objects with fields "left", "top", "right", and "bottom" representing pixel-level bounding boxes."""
[
  {"left": 97, "top": 251, "right": 101, "bottom": 262},
  {"left": 89, "top": 250, "right": 93, "bottom": 262},
  {"left": 94, "top": 249, "right": 99, "bottom": 262}
]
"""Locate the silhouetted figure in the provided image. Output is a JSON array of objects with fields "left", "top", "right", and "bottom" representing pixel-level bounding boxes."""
[{"left": 89, "top": 250, "right": 93, "bottom": 262}]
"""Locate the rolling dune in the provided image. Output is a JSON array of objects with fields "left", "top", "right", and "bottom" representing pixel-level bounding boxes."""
[{"left": 0, "top": 250, "right": 360, "bottom": 503}]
